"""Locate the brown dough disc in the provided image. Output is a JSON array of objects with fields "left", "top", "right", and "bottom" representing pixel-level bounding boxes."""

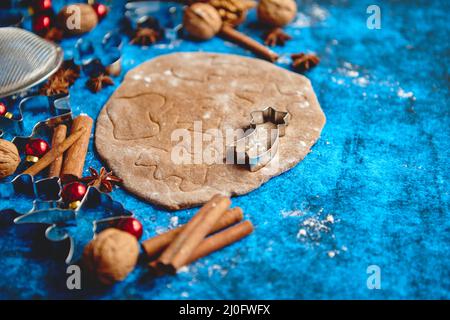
[{"left": 95, "top": 52, "right": 325, "bottom": 210}]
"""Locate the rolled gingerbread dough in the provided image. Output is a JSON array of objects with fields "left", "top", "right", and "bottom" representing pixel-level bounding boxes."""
[{"left": 95, "top": 52, "right": 325, "bottom": 209}]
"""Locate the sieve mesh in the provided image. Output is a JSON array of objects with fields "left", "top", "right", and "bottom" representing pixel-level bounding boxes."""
[{"left": 0, "top": 27, "right": 63, "bottom": 98}]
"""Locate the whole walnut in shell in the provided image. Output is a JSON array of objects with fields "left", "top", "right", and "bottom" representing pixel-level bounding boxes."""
[
  {"left": 83, "top": 228, "right": 139, "bottom": 285},
  {"left": 0, "top": 139, "right": 20, "bottom": 179},
  {"left": 209, "top": 0, "right": 256, "bottom": 26},
  {"left": 183, "top": 3, "right": 223, "bottom": 40},
  {"left": 57, "top": 3, "right": 98, "bottom": 36},
  {"left": 257, "top": 0, "right": 297, "bottom": 27}
]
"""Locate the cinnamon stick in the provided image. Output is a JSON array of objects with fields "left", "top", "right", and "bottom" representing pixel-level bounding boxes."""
[
  {"left": 48, "top": 124, "right": 67, "bottom": 178},
  {"left": 142, "top": 207, "right": 243, "bottom": 259},
  {"left": 149, "top": 220, "right": 254, "bottom": 273},
  {"left": 219, "top": 24, "right": 279, "bottom": 62},
  {"left": 61, "top": 115, "right": 93, "bottom": 183},
  {"left": 157, "top": 194, "right": 231, "bottom": 274},
  {"left": 184, "top": 220, "right": 253, "bottom": 266},
  {"left": 22, "top": 128, "right": 86, "bottom": 176}
]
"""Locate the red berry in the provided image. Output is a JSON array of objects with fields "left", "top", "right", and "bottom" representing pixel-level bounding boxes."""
[
  {"left": 25, "top": 138, "right": 49, "bottom": 157},
  {"left": 62, "top": 182, "right": 87, "bottom": 204},
  {"left": 33, "top": 0, "right": 52, "bottom": 11},
  {"left": 33, "top": 14, "right": 52, "bottom": 33},
  {"left": 92, "top": 3, "right": 108, "bottom": 20},
  {"left": 0, "top": 102, "right": 7, "bottom": 116},
  {"left": 116, "top": 217, "right": 143, "bottom": 240}
]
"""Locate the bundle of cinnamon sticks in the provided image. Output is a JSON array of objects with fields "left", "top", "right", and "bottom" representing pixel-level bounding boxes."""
[
  {"left": 23, "top": 115, "right": 93, "bottom": 181},
  {"left": 143, "top": 195, "right": 253, "bottom": 275}
]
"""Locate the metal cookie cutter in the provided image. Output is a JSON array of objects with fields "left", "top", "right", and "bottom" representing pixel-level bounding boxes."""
[
  {"left": 125, "top": 1, "right": 184, "bottom": 42},
  {"left": 0, "top": 174, "right": 61, "bottom": 216},
  {"left": 227, "top": 107, "right": 291, "bottom": 172},
  {"left": 14, "top": 187, "right": 133, "bottom": 264},
  {"left": 125, "top": 0, "right": 184, "bottom": 29},
  {"left": 0, "top": 10, "right": 24, "bottom": 27},
  {"left": 75, "top": 32, "right": 123, "bottom": 77},
  {"left": 0, "top": 94, "right": 72, "bottom": 138}
]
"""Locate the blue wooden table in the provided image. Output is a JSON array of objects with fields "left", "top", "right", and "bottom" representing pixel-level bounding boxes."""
[{"left": 0, "top": 0, "right": 449, "bottom": 299}]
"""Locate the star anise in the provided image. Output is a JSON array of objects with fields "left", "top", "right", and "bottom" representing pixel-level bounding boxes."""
[
  {"left": 264, "top": 28, "right": 292, "bottom": 47},
  {"left": 44, "top": 27, "right": 64, "bottom": 43},
  {"left": 80, "top": 167, "right": 122, "bottom": 193},
  {"left": 55, "top": 68, "right": 79, "bottom": 86},
  {"left": 130, "top": 28, "right": 161, "bottom": 46},
  {"left": 39, "top": 60, "right": 81, "bottom": 96},
  {"left": 39, "top": 76, "right": 70, "bottom": 96},
  {"left": 86, "top": 73, "right": 114, "bottom": 93},
  {"left": 291, "top": 53, "right": 320, "bottom": 72},
  {"left": 56, "top": 60, "right": 81, "bottom": 85}
]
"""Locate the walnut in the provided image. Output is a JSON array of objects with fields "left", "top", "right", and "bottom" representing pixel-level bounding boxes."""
[
  {"left": 57, "top": 3, "right": 98, "bottom": 36},
  {"left": 183, "top": 3, "right": 223, "bottom": 40},
  {"left": 257, "top": 0, "right": 297, "bottom": 27},
  {"left": 209, "top": 0, "right": 256, "bottom": 26},
  {"left": 0, "top": 139, "right": 20, "bottom": 179},
  {"left": 83, "top": 228, "right": 139, "bottom": 285}
]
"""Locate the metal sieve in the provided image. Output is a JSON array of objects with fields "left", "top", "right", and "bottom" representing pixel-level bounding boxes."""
[{"left": 0, "top": 27, "right": 63, "bottom": 98}]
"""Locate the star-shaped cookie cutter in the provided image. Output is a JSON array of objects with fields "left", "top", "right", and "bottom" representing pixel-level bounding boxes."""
[
  {"left": 0, "top": 93, "right": 72, "bottom": 138},
  {"left": 227, "top": 107, "right": 291, "bottom": 172},
  {"left": 14, "top": 186, "right": 133, "bottom": 264}
]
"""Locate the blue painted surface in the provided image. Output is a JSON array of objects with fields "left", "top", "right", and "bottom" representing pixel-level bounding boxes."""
[{"left": 0, "top": 0, "right": 449, "bottom": 299}]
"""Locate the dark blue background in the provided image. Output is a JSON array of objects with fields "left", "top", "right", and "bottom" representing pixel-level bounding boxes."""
[{"left": 0, "top": 0, "right": 449, "bottom": 299}]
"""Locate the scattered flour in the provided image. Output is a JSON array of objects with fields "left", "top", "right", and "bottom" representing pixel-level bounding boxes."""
[
  {"left": 292, "top": 12, "right": 312, "bottom": 28},
  {"left": 397, "top": 88, "right": 415, "bottom": 99},
  {"left": 292, "top": 4, "right": 328, "bottom": 28},
  {"left": 353, "top": 76, "right": 369, "bottom": 87},
  {"left": 282, "top": 206, "right": 346, "bottom": 259},
  {"left": 311, "top": 4, "right": 328, "bottom": 20},
  {"left": 169, "top": 216, "right": 179, "bottom": 229},
  {"left": 208, "top": 264, "right": 228, "bottom": 277},
  {"left": 281, "top": 210, "right": 305, "bottom": 218}
]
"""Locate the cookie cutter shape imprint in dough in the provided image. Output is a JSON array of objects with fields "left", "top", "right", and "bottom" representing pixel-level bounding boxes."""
[{"left": 227, "top": 107, "right": 291, "bottom": 172}]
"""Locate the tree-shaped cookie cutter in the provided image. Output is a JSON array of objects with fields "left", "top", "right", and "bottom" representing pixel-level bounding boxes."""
[
  {"left": 0, "top": 94, "right": 73, "bottom": 179},
  {"left": 1, "top": 151, "right": 132, "bottom": 264},
  {"left": 0, "top": 94, "right": 72, "bottom": 138},
  {"left": 14, "top": 186, "right": 133, "bottom": 264},
  {"left": 0, "top": 94, "right": 72, "bottom": 200},
  {"left": 227, "top": 107, "right": 291, "bottom": 172},
  {"left": 0, "top": 174, "right": 61, "bottom": 215},
  {"left": 0, "top": 94, "right": 131, "bottom": 263}
]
